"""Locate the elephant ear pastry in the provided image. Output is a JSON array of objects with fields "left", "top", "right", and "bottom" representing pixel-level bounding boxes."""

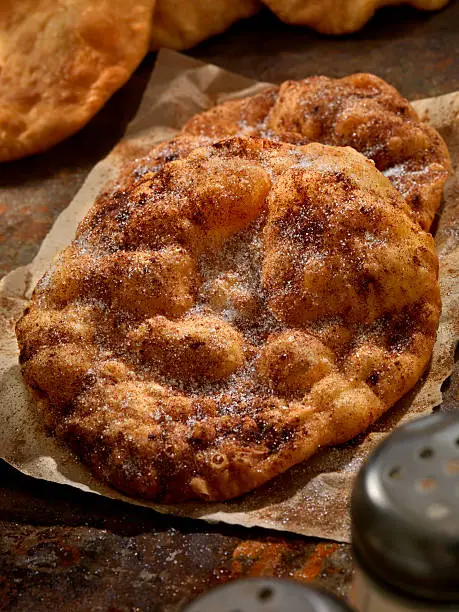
[
  {"left": 182, "top": 73, "right": 450, "bottom": 230},
  {"left": 16, "top": 137, "right": 441, "bottom": 503},
  {"left": 262, "top": 0, "right": 450, "bottom": 35},
  {"left": 0, "top": 0, "right": 155, "bottom": 161}
]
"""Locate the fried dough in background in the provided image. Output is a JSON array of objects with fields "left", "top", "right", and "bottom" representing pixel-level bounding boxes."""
[
  {"left": 0, "top": 0, "right": 452, "bottom": 162},
  {"left": 148, "top": 0, "right": 451, "bottom": 51},
  {"left": 148, "top": 0, "right": 261, "bottom": 51},
  {"left": 263, "top": 0, "right": 451, "bottom": 35},
  {"left": 0, "top": 0, "right": 155, "bottom": 162}
]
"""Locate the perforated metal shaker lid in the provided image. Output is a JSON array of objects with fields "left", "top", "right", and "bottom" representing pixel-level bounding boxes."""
[
  {"left": 351, "top": 411, "right": 459, "bottom": 602},
  {"left": 183, "top": 578, "right": 353, "bottom": 611}
]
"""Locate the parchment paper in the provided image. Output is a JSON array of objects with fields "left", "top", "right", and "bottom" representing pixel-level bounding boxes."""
[{"left": 0, "top": 50, "right": 457, "bottom": 543}]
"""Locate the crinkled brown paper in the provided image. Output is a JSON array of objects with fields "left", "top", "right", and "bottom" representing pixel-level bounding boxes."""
[{"left": 0, "top": 50, "right": 457, "bottom": 543}]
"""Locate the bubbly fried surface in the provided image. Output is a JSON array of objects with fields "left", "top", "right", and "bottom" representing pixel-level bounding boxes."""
[
  {"left": 149, "top": 0, "right": 261, "bottom": 51},
  {"left": 16, "top": 137, "right": 441, "bottom": 502},
  {"left": 263, "top": 0, "right": 450, "bottom": 35},
  {"left": 0, "top": 0, "right": 154, "bottom": 161},
  {"left": 183, "top": 74, "right": 450, "bottom": 230}
]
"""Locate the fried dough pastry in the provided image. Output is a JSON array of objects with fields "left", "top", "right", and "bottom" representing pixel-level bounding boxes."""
[
  {"left": 0, "top": 0, "right": 155, "bottom": 162},
  {"left": 149, "top": 0, "right": 261, "bottom": 51},
  {"left": 182, "top": 74, "right": 450, "bottom": 230},
  {"left": 16, "top": 137, "right": 441, "bottom": 502},
  {"left": 263, "top": 0, "right": 450, "bottom": 35}
]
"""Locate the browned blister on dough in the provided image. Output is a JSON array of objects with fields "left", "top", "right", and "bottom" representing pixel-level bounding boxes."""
[{"left": 16, "top": 136, "right": 441, "bottom": 503}]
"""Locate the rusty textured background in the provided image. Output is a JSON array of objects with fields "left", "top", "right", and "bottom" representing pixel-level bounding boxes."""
[{"left": 0, "top": 3, "right": 458, "bottom": 610}]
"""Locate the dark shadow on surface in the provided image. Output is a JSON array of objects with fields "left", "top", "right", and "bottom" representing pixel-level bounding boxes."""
[
  {"left": 188, "top": 2, "right": 459, "bottom": 98},
  {"left": 0, "top": 458, "right": 321, "bottom": 544}
]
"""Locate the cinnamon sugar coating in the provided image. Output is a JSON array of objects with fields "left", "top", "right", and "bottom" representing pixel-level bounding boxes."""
[
  {"left": 16, "top": 137, "right": 441, "bottom": 502},
  {"left": 183, "top": 74, "right": 450, "bottom": 230}
]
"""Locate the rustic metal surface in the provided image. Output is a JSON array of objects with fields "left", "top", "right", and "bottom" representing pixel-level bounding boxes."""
[
  {"left": 0, "top": 461, "right": 352, "bottom": 611},
  {"left": 0, "top": 3, "right": 457, "bottom": 611}
]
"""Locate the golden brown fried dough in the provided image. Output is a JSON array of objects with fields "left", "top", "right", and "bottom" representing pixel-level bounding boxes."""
[
  {"left": 0, "top": 0, "right": 155, "bottom": 161},
  {"left": 149, "top": 0, "right": 261, "bottom": 50},
  {"left": 99, "top": 75, "right": 450, "bottom": 232},
  {"left": 17, "top": 137, "right": 441, "bottom": 502},
  {"left": 183, "top": 74, "right": 450, "bottom": 230},
  {"left": 263, "top": 0, "right": 450, "bottom": 35}
]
